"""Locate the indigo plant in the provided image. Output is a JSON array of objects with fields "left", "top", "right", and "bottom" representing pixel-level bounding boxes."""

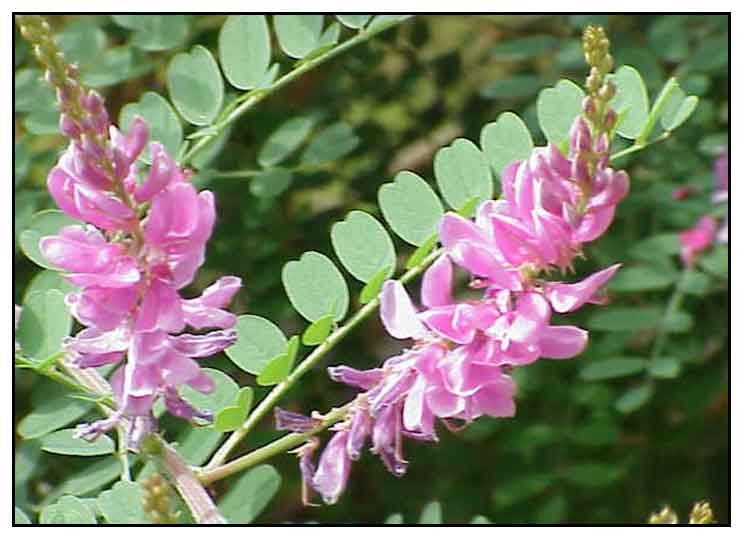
[{"left": 14, "top": 14, "right": 728, "bottom": 525}]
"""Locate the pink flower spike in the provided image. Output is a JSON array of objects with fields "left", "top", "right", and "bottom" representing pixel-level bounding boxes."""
[
  {"left": 538, "top": 325, "right": 588, "bottom": 359},
  {"left": 680, "top": 215, "right": 717, "bottom": 266},
  {"left": 546, "top": 263, "right": 621, "bottom": 313},
  {"left": 421, "top": 255, "right": 453, "bottom": 308},
  {"left": 380, "top": 280, "right": 426, "bottom": 340}
]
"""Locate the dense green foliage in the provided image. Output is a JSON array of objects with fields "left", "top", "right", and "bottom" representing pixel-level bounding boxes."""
[{"left": 14, "top": 14, "right": 728, "bottom": 524}]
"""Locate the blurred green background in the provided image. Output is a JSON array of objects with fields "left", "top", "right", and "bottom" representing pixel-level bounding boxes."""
[{"left": 14, "top": 14, "right": 729, "bottom": 524}]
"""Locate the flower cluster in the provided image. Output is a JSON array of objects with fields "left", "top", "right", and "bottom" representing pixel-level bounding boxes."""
[
  {"left": 281, "top": 104, "right": 630, "bottom": 503},
  {"left": 678, "top": 148, "right": 729, "bottom": 266},
  {"left": 22, "top": 22, "right": 241, "bottom": 446}
]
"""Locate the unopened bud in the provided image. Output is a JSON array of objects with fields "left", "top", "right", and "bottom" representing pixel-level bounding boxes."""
[
  {"left": 603, "top": 109, "right": 618, "bottom": 131},
  {"left": 648, "top": 506, "right": 679, "bottom": 524},
  {"left": 582, "top": 96, "right": 597, "bottom": 118},
  {"left": 59, "top": 114, "right": 81, "bottom": 139},
  {"left": 689, "top": 501, "right": 714, "bottom": 524},
  {"left": 598, "top": 81, "right": 616, "bottom": 102}
]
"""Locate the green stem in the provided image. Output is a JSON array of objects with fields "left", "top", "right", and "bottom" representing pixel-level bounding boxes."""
[
  {"left": 204, "top": 247, "right": 443, "bottom": 470},
  {"left": 610, "top": 131, "right": 670, "bottom": 161},
  {"left": 199, "top": 404, "right": 351, "bottom": 485},
  {"left": 181, "top": 16, "right": 410, "bottom": 166},
  {"left": 651, "top": 265, "right": 693, "bottom": 361},
  {"left": 117, "top": 424, "right": 131, "bottom": 482}
]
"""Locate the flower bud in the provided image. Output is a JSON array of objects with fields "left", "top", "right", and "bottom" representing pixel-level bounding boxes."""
[
  {"left": 598, "top": 80, "right": 616, "bottom": 102},
  {"left": 648, "top": 506, "right": 678, "bottom": 524},
  {"left": 689, "top": 501, "right": 714, "bottom": 524},
  {"left": 59, "top": 114, "right": 81, "bottom": 139}
]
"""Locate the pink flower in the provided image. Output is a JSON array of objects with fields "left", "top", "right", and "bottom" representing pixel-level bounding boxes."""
[{"left": 680, "top": 215, "right": 717, "bottom": 266}]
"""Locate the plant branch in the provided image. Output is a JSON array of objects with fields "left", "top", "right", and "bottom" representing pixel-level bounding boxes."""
[
  {"left": 204, "top": 247, "right": 443, "bottom": 470},
  {"left": 181, "top": 16, "right": 411, "bottom": 166},
  {"left": 198, "top": 404, "right": 351, "bottom": 485}
]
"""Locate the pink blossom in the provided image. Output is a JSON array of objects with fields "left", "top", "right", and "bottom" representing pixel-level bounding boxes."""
[{"left": 680, "top": 215, "right": 717, "bottom": 266}]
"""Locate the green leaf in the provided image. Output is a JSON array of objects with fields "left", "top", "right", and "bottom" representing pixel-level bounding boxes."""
[
  {"left": 405, "top": 233, "right": 439, "bottom": 269},
  {"left": 17, "top": 389, "right": 92, "bottom": 440},
  {"left": 628, "top": 233, "right": 679, "bottom": 260},
  {"left": 615, "top": 383, "right": 654, "bottom": 414},
  {"left": 41, "top": 428, "right": 115, "bottom": 456},
  {"left": 219, "top": 15, "right": 272, "bottom": 90},
  {"left": 536, "top": 79, "right": 585, "bottom": 149},
  {"left": 20, "top": 209, "right": 79, "bottom": 270},
  {"left": 536, "top": 494, "right": 568, "bottom": 523},
  {"left": 433, "top": 138, "right": 492, "bottom": 210},
  {"left": 610, "top": 66, "right": 649, "bottom": 139},
  {"left": 112, "top": 15, "right": 189, "bottom": 51},
  {"left": 648, "top": 357, "right": 681, "bottom": 379},
  {"left": 256, "top": 352, "right": 295, "bottom": 386},
  {"left": 58, "top": 19, "right": 107, "bottom": 67},
  {"left": 331, "top": 210, "right": 396, "bottom": 283},
  {"left": 214, "top": 406, "right": 247, "bottom": 433},
  {"left": 587, "top": 306, "right": 662, "bottom": 332},
  {"left": 608, "top": 265, "right": 677, "bottom": 292},
  {"left": 570, "top": 419, "right": 619, "bottom": 447},
  {"left": 318, "top": 22, "right": 341, "bottom": 47},
  {"left": 24, "top": 269, "right": 78, "bottom": 302},
  {"left": 81, "top": 46, "right": 152, "bottom": 88},
  {"left": 494, "top": 473, "right": 554, "bottom": 508},
  {"left": 665, "top": 310, "right": 693, "bottom": 334},
  {"left": 16, "top": 290, "right": 72, "bottom": 362},
  {"left": 336, "top": 15, "right": 372, "bottom": 28},
  {"left": 15, "top": 507, "right": 31, "bottom": 525},
  {"left": 663, "top": 94, "right": 698, "bottom": 132},
  {"left": 282, "top": 251, "right": 349, "bottom": 322},
  {"left": 470, "top": 515, "right": 491, "bottom": 524},
  {"left": 59, "top": 458, "right": 121, "bottom": 496},
  {"left": 167, "top": 45, "right": 224, "bottom": 126},
  {"left": 250, "top": 168, "right": 293, "bottom": 198},
  {"left": 360, "top": 265, "right": 392, "bottom": 304},
  {"left": 562, "top": 462, "right": 625, "bottom": 488},
  {"left": 120, "top": 92, "right": 183, "bottom": 162},
  {"left": 226, "top": 315, "right": 288, "bottom": 374},
  {"left": 236, "top": 387, "right": 254, "bottom": 413},
  {"left": 15, "top": 68, "right": 55, "bottom": 113},
  {"left": 274, "top": 15, "right": 324, "bottom": 59},
  {"left": 302, "top": 314, "right": 334, "bottom": 345},
  {"left": 379, "top": 171, "right": 444, "bottom": 246},
  {"left": 41, "top": 495, "right": 97, "bottom": 524},
  {"left": 480, "top": 112, "right": 533, "bottom": 179},
  {"left": 480, "top": 75, "right": 539, "bottom": 100},
  {"left": 180, "top": 368, "right": 239, "bottom": 413},
  {"left": 419, "top": 501, "right": 442, "bottom": 524},
  {"left": 580, "top": 357, "right": 647, "bottom": 381},
  {"left": 219, "top": 464, "right": 281, "bottom": 523},
  {"left": 699, "top": 245, "right": 728, "bottom": 279},
  {"left": 456, "top": 196, "right": 480, "bottom": 218},
  {"left": 97, "top": 481, "right": 149, "bottom": 524},
  {"left": 300, "top": 122, "right": 360, "bottom": 165},
  {"left": 679, "top": 271, "right": 711, "bottom": 296},
  {"left": 285, "top": 335, "right": 301, "bottom": 365},
  {"left": 174, "top": 427, "right": 223, "bottom": 467},
  {"left": 258, "top": 115, "right": 316, "bottom": 167},
  {"left": 385, "top": 513, "right": 404, "bottom": 524}
]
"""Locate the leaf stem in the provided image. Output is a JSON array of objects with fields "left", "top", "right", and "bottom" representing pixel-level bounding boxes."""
[
  {"left": 198, "top": 404, "right": 351, "bottom": 485},
  {"left": 204, "top": 247, "right": 443, "bottom": 470},
  {"left": 181, "top": 16, "right": 410, "bottom": 166},
  {"left": 610, "top": 131, "right": 671, "bottom": 161}
]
